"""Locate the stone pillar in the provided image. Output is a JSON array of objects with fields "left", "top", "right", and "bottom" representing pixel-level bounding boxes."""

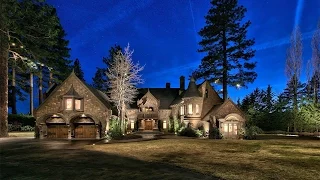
[
  {"left": 96, "top": 124, "right": 100, "bottom": 139},
  {"left": 105, "top": 118, "right": 110, "bottom": 135},
  {"left": 39, "top": 124, "right": 44, "bottom": 139},
  {"left": 68, "top": 124, "right": 72, "bottom": 139}
]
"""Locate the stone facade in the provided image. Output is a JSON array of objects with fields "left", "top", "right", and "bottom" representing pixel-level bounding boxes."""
[
  {"left": 35, "top": 72, "right": 245, "bottom": 139},
  {"left": 34, "top": 71, "right": 111, "bottom": 139},
  {"left": 127, "top": 76, "right": 246, "bottom": 138}
]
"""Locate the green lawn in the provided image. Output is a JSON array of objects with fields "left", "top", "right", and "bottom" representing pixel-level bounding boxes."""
[
  {"left": 1, "top": 136, "right": 319, "bottom": 180},
  {"left": 8, "top": 131, "right": 34, "bottom": 137}
]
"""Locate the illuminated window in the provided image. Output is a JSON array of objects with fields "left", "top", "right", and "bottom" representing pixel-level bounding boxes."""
[
  {"left": 163, "top": 120, "right": 167, "bottom": 129},
  {"left": 224, "top": 123, "right": 228, "bottom": 133},
  {"left": 65, "top": 98, "right": 73, "bottom": 110},
  {"left": 234, "top": 124, "right": 238, "bottom": 135},
  {"left": 131, "top": 120, "right": 135, "bottom": 129},
  {"left": 75, "top": 99, "right": 82, "bottom": 110},
  {"left": 196, "top": 104, "right": 199, "bottom": 114},
  {"left": 180, "top": 106, "right": 184, "bottom": 115},
  {"left": 188, "top": 104, "right": 193, "bottom": 115}
]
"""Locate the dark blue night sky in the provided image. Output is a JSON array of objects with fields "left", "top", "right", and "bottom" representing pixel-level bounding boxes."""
[{"left": 17, "top": 0, "right": 320, "bottom": 113}]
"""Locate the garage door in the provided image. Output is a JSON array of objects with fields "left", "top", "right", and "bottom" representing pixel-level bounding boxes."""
[
  {"left": 74, "top": 125, "right": 96, "bottom": 138},
  {"left": 47, "top": 124, "right": 68, "bottom": 138}
]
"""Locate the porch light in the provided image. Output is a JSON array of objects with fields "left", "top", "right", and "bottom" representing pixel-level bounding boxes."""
[{"left": 81, "top": 114, "right": 86, "bottom": 117}]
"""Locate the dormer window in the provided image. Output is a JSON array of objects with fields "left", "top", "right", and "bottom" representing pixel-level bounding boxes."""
[
  {"left": 75, "top": 99, "right": 83, "bottom": 110},
  {"left": 65, "top": 98, "right": 73, "bottom": 110},
  {"left": 63, "top": 85, "right": 84, "bottom": 111}
]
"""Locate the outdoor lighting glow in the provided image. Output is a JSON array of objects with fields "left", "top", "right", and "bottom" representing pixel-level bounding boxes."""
[
  {"left": 20, "top": 45, "right": 24, "bottom": 49},
  {"left": 220, "top": 89, "right": 223, "bottom": 92},
  {"left": 236, "top": 84, "right": 241, "bottom": 88},
  {"left": 11, "top": 43, "right": 16, "bottom": 46},
  {"left": 214, "top": 79, "right": 219, "bottom": 84},
  {"left": 81, "top": 114, "right": 86, "bottom": 117}
]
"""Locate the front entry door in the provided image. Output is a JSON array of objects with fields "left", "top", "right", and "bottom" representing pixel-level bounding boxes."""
[{"left": 145, "top": 120, "right": 153, "bottom": 130}]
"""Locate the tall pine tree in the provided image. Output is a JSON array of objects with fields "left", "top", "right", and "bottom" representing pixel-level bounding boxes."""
[
  {"left": 194, "top": 0, "right": 256, "bottom": 101},
  {"left": 73, "top": 58, "right": 85, "bottom": 81},
  {"left": 0, "top": 0, "right": 64, "bottom": 136},
  {"left": 92, "top": 45, "right": 122, "bottom": 91}
]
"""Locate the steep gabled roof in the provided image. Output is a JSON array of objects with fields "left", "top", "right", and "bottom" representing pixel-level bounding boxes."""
[
  {"left": 183, "top": 77, "right": 201, "bottom": 98},
  {"left": 202, "top": 99, "right": 245, "bottom": 120},
  {"left": 36, "top": 71, "right": 111, "bottom": 113},
  {"left": 129, "top": 88, "right": 180, "bottom": 109}
]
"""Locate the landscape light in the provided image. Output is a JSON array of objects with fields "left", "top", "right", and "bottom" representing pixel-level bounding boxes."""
[{"left": 11, "top": 43, "right": 16, "bottom": 46}]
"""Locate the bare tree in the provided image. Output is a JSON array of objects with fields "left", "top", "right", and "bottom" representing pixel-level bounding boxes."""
[
  {"left": 311, "top": 21, "right": 320, "bottom": 104},
  {"left": 285, "top": 26, "right": 303, "bottom": 132},
  {"left": 106, "top": 44, "right": 144, "bottom": 133}
]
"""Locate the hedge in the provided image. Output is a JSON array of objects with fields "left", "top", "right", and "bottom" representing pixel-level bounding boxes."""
[{"left": 8, "top": 114, "right": 36, "bottom": 127}]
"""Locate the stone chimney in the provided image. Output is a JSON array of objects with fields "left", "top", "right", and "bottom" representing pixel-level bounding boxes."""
[
  {"left": 166, "top": 82, "right": 170, "bottom": 89},
  {"left": 179, "top": 76, "right": 185, "bottom": 94}
]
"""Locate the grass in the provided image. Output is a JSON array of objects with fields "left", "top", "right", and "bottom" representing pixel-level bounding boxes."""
[
  {"left": 8, "top": 131, "right": 34, "bottom": 137},
  {"left": 0, "top": 135, "right": 319, "bottom": 180}
]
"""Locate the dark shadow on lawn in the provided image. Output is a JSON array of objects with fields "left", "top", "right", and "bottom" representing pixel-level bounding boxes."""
[{"left": 0, "top": 139, "right": 221, "bottom": 180}]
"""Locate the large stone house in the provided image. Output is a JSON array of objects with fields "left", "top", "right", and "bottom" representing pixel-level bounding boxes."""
[
  {"left": 34, "top": 72, "right": 245, "bottom": 139},
  {"left": 126, "top": 76, "right": 246, "bottom": 138}
]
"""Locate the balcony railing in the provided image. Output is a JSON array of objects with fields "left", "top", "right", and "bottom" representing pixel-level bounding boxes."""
[{"left": 137, "top": 112, "right": 158, "bottom": 119}]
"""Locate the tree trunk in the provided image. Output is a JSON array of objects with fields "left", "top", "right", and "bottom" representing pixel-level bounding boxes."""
[
  {"left": 222, "top": 30, "right": 228, "bottom": 101},
  {"left": 0, "top": 39, "right": 9, "bottom": 137},
  {"left": 38, "top": 65, "right": 43, "bottom": 105},
  {"left": 293, "top": 75, "right": 298, "bottom": 132},
  {"left": 314, "top": 76, "right": 318, "bottom": 104},
  {"left": 11, "top": 64, "right": 17, "bottom": 114},
  {"left": 30, "top": 72, "right": 34, "bottom": 116},
  {"left": 49, "top": 70, "right": 53, "bottom": 86}
]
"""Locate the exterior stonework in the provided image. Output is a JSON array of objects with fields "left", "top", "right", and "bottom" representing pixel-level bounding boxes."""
[
  {"left": 35, "top": 72, "right": 245, "bottom": 139},
  {"left": 34, "top": 72, "right": 111, "bottom": 139},
  {"left": 127, "top": 76, "right": 246, "bottom": 138}
]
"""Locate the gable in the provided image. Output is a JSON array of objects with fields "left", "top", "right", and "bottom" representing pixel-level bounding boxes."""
[
  {"left": 35, "top": 72, "right": 111, "bottom": 116},
  {"left": 137, "top": 90, "right": 159, "bottom": 108},
  {"left": 203, "top": 99, "right": 245, "bottom": 120}
]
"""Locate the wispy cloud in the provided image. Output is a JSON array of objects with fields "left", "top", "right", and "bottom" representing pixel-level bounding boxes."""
[
  {"left": 252, "top": 30, "right": 314, "bottom": 51},
  {"left": 146, "top": 30, "right": 314, "bottom": 78}
]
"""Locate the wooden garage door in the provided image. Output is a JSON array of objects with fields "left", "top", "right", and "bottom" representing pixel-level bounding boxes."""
[
  {"left": 75, "top": 125, "right": 96, "bottom": 138},
  {"left": 47, "top": 125, "right": 68, "bottom": 138}
]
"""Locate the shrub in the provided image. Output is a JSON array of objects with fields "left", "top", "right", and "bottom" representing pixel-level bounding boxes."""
[
  {"left": 20, "top": 125, "right": 35, "bottom": 132},
  {"left": 8, "top": 114, "right": 35, "bottom": 127},
  {"left": 168, "top": 117, "right": 181, "bottom": 133},
  {"left": 107, "top": 118, "right": 124, "bottom": 140},
  {"left": 244, "top": 126, "right": 263, "bottom": 140},
  {"left": 8, "top": 123, "right": 21, "bottom": 132},
  {"left": 178, "top": 127, "right": 201, "bottom": 137},
  {"left": 209, "top": 127, "right": 222, "bottom": 139}
]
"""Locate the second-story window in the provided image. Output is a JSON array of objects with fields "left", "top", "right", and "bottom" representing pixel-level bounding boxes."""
[
  {"left": 188, "top": 104, "right": 193, "bottom": 115},
  {"left": 65, "top": 98, "right": 73, "bottom": 110},
  {"left": 180, "top": 106, "right": 184, "bottom": 115}
]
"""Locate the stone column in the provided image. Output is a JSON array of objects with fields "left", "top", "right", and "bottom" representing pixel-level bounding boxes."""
[
  {"left": 67, "top": 124, "right": 72, "bottom": 139},
  {"left": 96, "top": 124, "right": 100, "bottom": 139}
]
